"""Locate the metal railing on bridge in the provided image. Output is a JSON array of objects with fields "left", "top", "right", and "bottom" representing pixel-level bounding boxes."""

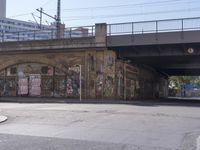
[
  {"left": 1, "top": 17, "right": 200, "bottom": 42},
  {"left": 0, "top": 26, "right": 95, "bottom": 42},
  {"left": 107, "top": 17, "right": 200, "bottom": 36}
]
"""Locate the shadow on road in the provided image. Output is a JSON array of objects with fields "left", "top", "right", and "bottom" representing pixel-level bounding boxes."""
[
  {"left": 1, "top": 96, "right": 200, "bottom": 107},
  {"left": 0, "top": 97, "right": 200, "bottom": 107}
]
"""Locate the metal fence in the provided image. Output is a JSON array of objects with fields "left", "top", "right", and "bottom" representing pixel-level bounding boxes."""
[
  {"left": 107, "top": 17, "right": 200, "bottom": 36},
  {"left": 1, "top": 17, "right": 200, "bottom": 42},
  {"left": 0, "top": 25, "right": 95, "bottom": 42}
]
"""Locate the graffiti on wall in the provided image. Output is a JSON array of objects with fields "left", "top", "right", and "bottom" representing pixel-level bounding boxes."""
[
  {"left": 66, "top": 78, "right": 73, "bottom": 95},
  {"left": 89, "top": 78, "right": 95, "bottom": 97},
  {"left": 88, "top": 53, "right": 96, "bottom": 71},
  {"left": 29, "top": 74, "right": 41, "bottom": 96},
  {"left": 41, "top": 78, "right": 53, "bottom": 90},
  {"left": 86, "top": 53, "right": 96, "bottom": 98},
  {"left": 66, "top": 66, "right": 80, "bottom": 97},
  {"left": 105, "top": 55, "right": 114, "bottom": 72},
  {"left": 66, "top": 77, "right": 79, "bottom": 97},
  {"left": 96, "top": 72, "right": 104, "bottom": 97},
  {"left": 0, "top": 78, "right": 4, "bottom": 96},
  {"left": 0, "top": 63, "right": 82, "bottom": 98},
  {"left": 104, "top": 75, "right": 114, "bottom": 97},
  {"left": 116, "top": 62, "right": 124, "bottom": 98},
  {"left": 41, "top": 77, "right": 53, "bottom": 96},
  {"left": 54, "top": 77, "right": 65, "bottom": 97},
  {"left": 103, "top": 52, "right": 116, "bottom": 98},
  {"left": 130, "top": 80, "right": 135, "bottom": 98},
  {"left": 4, "top": 77, "right": 17, "bottom": 96},
  {"left": 18, "top": 78, "right": 28, "bottom": 95}
]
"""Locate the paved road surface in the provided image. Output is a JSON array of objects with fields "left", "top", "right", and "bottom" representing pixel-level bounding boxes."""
[{"left": 0, "top": 101, "right": 200, "bottom": 150}]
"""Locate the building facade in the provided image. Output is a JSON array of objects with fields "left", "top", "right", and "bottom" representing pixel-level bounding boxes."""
[
  {"left": 0, "top": 18, "right": 43, "bottom": 33},
  {"left": 0, "top": 18, "right": 53, "bottom": 41},
  {"left": 0, "top": 18, "right": 90, "bottom": 42},
  {"left": 0, "top": 0, "right": 6, "bottom": 18}
]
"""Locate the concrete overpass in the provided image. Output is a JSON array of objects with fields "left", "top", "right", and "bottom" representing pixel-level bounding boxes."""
[{"left": 106, "top": 17, "right": 200, "bottom": 76}]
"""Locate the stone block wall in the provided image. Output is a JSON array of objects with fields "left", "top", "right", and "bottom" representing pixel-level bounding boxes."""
[{"left": 0, "top": 49, "right": 168, "bottom": 100}]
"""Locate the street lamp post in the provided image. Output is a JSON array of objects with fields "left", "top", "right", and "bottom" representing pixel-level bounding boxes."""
[{"left": 79, "top": 64, "right": 82, "bottom": 102}]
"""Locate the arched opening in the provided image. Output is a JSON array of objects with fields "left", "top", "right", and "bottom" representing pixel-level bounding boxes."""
[{"left": 0, "top": 63, "right": 80, "bottom": 98}]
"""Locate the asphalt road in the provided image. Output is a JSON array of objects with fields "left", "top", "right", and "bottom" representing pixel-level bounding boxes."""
[{"left": 0, "top": 101, "right": 200, "bottom": 150}]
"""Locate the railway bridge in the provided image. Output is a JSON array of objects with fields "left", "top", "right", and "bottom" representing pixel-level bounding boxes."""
[{"left": 0, "top": 17, "right": 200, "bottom": 100}]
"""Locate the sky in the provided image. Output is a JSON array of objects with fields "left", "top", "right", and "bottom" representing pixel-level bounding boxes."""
[{"left": 6, "top": 0, "right": 200, "bottom": 27}]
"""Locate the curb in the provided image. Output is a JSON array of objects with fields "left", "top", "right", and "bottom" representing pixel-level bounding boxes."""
[{"left": 0, "top": 115, "right": 7, "bottom": 123}]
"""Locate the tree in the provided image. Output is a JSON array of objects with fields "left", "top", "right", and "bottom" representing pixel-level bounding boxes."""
[{"left": 169, "top": 76, "right": 200, "bottom": 89}]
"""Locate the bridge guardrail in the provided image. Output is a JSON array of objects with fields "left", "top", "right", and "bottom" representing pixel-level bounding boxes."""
[
  {"left": 0, "top": 25, "right": 95, "bottom": 42},
  {"left": 1, "top": 17, "right": 200, "bottom": 42},
  {"left": 107, "top": 17, "right": 200, "bottom": 36}
]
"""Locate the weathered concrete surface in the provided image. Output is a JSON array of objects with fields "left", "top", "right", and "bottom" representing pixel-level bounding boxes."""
[
  {"left": 0, "top": 102, "right": 200, "bottom": 150},
  {"left": 0, "top": 37, "right": 98, "bottom": 52},
  {"left": 0, "top": 23, "right": 168, "bottom": 100},
  {"left": 0, "top": 46, "right": 167, "bottom": 99},
  {"left": 107, "top": 30, "right": 200, "bottom": 47}
]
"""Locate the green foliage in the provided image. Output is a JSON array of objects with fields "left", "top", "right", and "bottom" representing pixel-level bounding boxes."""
[{"left": 169, "top": 76, "right": 200, "bottom": 89}]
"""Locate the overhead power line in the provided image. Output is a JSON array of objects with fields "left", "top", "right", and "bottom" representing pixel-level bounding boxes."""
[
  {"left": 61, "top": 7, "right": 200, "bottom": 21},
  {"left": 45, "top": 0, "right": 197, "bottom": 12},
  {"left": 9, "top": 13, "right": 33, "bottom": 18},
  {"left": 8, "top": 0, "right": 55, "bottom": 19},
  {"left": 41, "top": 0, "right": 54, "bottom": 7},
  {"left": 8, "top": 0, "right": 198, "bottom": 19}
]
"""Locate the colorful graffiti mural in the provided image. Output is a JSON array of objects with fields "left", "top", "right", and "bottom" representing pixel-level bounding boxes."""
[
  {"left": 0, "top": 63, "right": 81, "bottom": 98},
  {"left": 29, "top": 74, "right": 41, "bottom": 96},
  {"left": 116, "top": 61, "right": 124, "bottom": 98},
  {"left": 104, "top": 75, "right": 114, "bottom": 97},
  {"left": 0, "top": 78, "right": 4, "bottom": 96},
  {"left": 41, "top": 77, "right": 53, "bottom": 96},
  {"left": 105, "top": 55, "right": 114, "bottom": 72},
  {"left": 18, "top": 78, "right": 28, "bottom": 95},
  {"left": 4, "top": 77, "right": 17, "bottom": 96},
  {"left": 0, "top": 50, "right": 165, "bottom": 100},
  {"left": 96, "top": 72, "right": 103, "bottom": 97}
]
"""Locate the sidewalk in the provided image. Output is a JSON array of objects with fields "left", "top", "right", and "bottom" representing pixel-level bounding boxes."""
[
  {"left": 1, "top": 96, "right": 200, "bottom": 107},
  {"left": 0, "top": 115, "right": 7, "bottom": 123}
]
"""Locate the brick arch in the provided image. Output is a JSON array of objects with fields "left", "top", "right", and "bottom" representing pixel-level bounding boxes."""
[{"left": 0, "top": 56, "right": 58, "bottom": 72}]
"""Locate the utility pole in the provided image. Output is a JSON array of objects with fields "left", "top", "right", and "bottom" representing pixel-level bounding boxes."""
[
  {"left": 57, "top": 0, "right": 61, "bottom": 24},
  {"left": 56, "top": 0, "right": 61, "bottom": 38},
  {"left": 36, "top": 8, "right": 44, "bottom": 29},
  {"left": 40, "top": 8, "right": 43, "bottom": 29},
  {"left": 36, "top": 0, "right": 62, "bottom": 38}
]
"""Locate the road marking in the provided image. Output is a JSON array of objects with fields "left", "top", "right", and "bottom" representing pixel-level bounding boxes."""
[{"left": 197, "top": 136, "right": 200, "bottom": 150}]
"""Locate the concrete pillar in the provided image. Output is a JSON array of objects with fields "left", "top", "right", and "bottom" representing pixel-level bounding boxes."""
[{"left": 95, "top": 23, "right": 107, "bottom": 47}]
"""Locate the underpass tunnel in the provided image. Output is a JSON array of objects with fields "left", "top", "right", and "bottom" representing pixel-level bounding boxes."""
[{"left": 114, "top": 45, "right": 200, "bottom": 100}]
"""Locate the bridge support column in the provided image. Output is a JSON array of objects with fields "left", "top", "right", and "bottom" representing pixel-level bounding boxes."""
[{"left": 95, "top": 23, "right": 107, "bottom": 47}]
